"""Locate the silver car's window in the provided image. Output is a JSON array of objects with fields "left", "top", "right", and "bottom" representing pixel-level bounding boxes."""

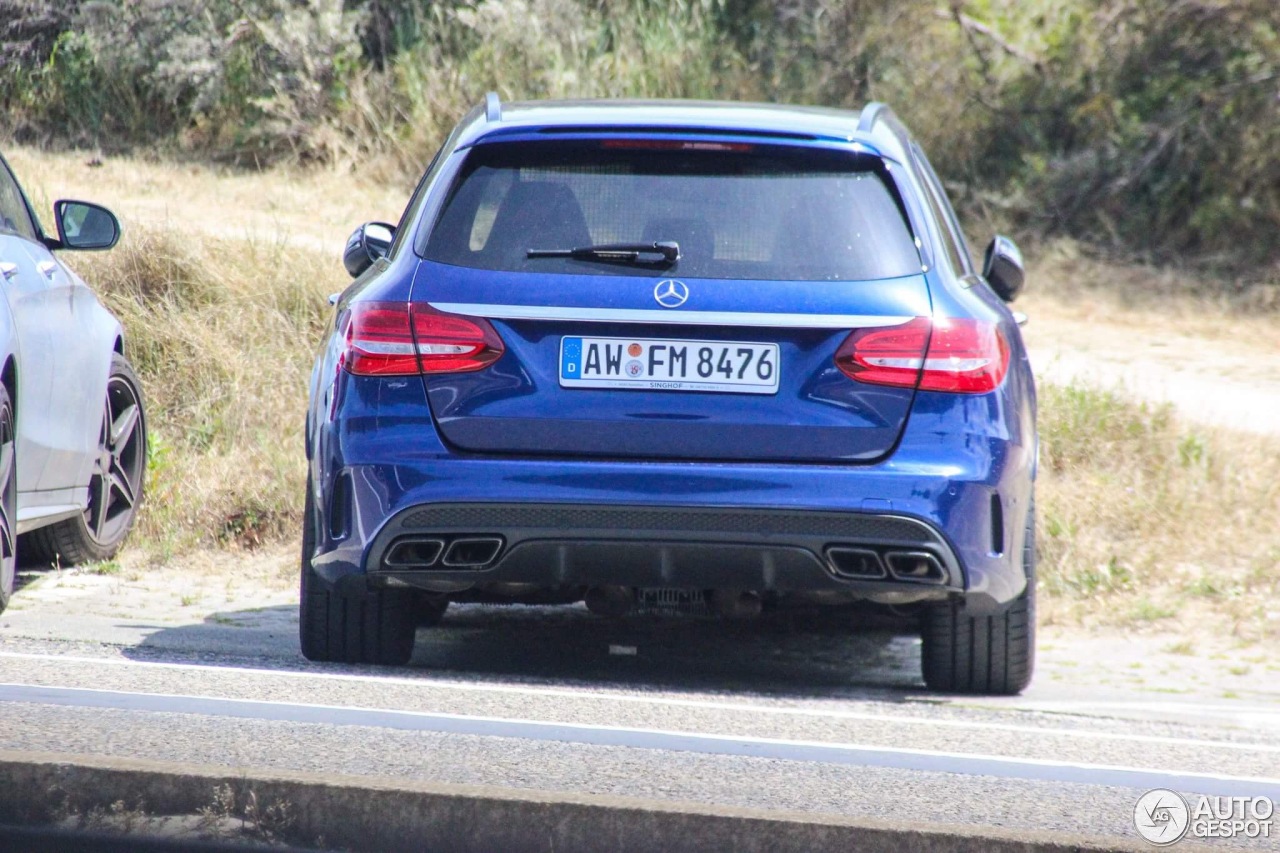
[
  {"left": 425, "top": 142, "right": 921, "bottom": 281},
  {"left": 0, "top": 160, "right": 38, "bottom": 242}
]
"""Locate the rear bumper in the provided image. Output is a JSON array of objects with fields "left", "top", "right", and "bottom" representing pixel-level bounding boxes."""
[
  {"left": 308, "top": 374, "right": 1036, "bottom": 614},
  {"left": 361, "top": 502, "right": 961, "bottom": 603},
  {"left": 310, "top": 455, "right": 1030, "bottom": 614}
]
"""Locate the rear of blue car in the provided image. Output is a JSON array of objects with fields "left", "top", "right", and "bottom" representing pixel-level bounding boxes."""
[{"left": 302, "top": 100, "right": 1037, "bottom": 694}]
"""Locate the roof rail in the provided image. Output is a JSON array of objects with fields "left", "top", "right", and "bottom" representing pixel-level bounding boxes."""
[
  {"left": 856, "top": 101, "right": 913, "bottom": 159},
  {"left": 856, "top": 102, "right": 891, "bottom": 134},
  {"left": 485, "top": 92, "right": 502, "bottom": 123}
]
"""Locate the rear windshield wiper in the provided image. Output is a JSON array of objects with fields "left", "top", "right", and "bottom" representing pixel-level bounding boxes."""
[{"left": 527, "top": 241, "right": 680, "bottom": 265}]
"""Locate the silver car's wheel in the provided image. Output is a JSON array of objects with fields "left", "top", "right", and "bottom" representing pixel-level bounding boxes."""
[
  {"left": 22, "top": 354, "right": 146, "bottom": 566},
  {"left": 0, "top": 384, "right": 16, "bottom": 613}
]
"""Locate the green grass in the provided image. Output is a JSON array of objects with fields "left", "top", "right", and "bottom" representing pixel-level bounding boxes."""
[{"left": 87, "top": 560, "right": 122, "bottom": 576}]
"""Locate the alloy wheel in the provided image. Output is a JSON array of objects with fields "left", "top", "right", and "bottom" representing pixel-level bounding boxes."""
[{"left": 84, "top": 375, "right": 144, "bottom": 545}]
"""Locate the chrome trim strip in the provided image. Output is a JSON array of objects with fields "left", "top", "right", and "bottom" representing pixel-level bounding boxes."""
[{"left": 428, "top": 303, "right": 914, "bottom": 329}]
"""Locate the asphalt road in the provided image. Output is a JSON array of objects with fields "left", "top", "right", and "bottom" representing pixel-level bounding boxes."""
[{"left": 1, "top": 595, "right": 1278, "bottom": 850}]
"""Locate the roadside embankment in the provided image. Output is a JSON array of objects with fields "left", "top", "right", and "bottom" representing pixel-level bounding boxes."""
[{"left": 0, "top": 749, "right": 1169, "bottom": 853}]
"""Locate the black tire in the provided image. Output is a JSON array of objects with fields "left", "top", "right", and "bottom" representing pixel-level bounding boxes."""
[
  {"left": 0, "top": 385, "right": 16, "bottom": 614},
  {"left": 298, "top": 476, "right": 416, "bottom": 665},
  {"left": 22, "top": 354, "right": 146, "bottom": 567},
  {"left": 921, "top": 498, "right": 1036, "bottom": 695},
  {"left": 415, "top": 595, "right": 449, "bottom": 627}
]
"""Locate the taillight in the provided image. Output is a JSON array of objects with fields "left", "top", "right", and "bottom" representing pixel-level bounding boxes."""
[
  {"left": 341, "top": 301, "right": 504, "bottom": 376},
  {"left": 835, "top": 316, "right": 1009, "bottom": 394},
  {"left": 341, "top": 302, "right": 420, "bottom": 376},
  {"left": 410, "top": 302, "right": 504, "bottom": 374}
]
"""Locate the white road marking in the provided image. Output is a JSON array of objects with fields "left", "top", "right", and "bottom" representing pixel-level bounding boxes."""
[
  {"left": 3, "top": 682, "right": 1279, "bottom": 801},
  {"left": 0, "top": 650, "right": 1277, "bottom": 755}
]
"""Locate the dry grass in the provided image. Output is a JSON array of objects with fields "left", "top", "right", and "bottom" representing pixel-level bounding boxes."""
[
  {"left": 72, "top": 226, "right": 343, "bottom": 556},
  {"left": 5, "top": 147, "right": 408, "bottom": 251},
  {"left": 7, "top": 144, "right": 1278, "bottom": 643},
  {"left": 1036, "top": 383, "right": 1280, "bottom": 642},
  {"left": 1027, "top": 238, "right": 1280, "bottom": 319}
]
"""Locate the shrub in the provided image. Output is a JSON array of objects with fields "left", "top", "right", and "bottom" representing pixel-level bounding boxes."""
[
  {"left": 2, "top": 0, "right": 1277, "bottom": 277},
  {"left": 1, "top": 0, "right": 366, "bottom": 162},
  {"left": 990, "top": 0, "right": 1280, "bottom": 268}
]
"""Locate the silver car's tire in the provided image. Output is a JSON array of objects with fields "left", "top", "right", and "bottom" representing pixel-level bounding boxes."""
[
  {"left": 22, "top": 354, "right": 146, "bottom": 567},
  {"left": 0, "top": 384, "right": 16, "bottom": 614}
]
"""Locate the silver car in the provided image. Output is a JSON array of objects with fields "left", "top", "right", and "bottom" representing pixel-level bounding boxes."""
[{"left": 0, "top": 151, "right": 147, "bottom": 613}]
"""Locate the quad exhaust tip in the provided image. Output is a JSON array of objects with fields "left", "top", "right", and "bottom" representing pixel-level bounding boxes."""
[
  {"left": 384, "top": 538, "right": 446, "bottom": 568},
  {"left": 826, "top": 547, "right": 887, "bottom": 580},
  {"left": 442, "top": 537, "right": 504, "bottom": 568},
  {"left": 383, "top": 536, "right": 503, "bottom": 569},
  {"left": 826, "top": 546, "right": 948, "bottom": 584},
  {"left": 884, "top": 550, "right": 947, "bottom": 583}
]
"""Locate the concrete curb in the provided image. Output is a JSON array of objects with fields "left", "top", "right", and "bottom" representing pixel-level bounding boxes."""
[{"left": 0, "top": 749, "right": 1166, "bottom": 852}]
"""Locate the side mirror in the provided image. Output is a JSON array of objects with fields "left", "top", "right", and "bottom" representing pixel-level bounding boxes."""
[
  {"left": 343, "top": 221, "right": 395, "bottom": 278},
  {"left": 983, "top": 235, "right": 1025, "bottom": 302},
  {"left": 54, "top": 200, "right": 120, "bottom": 251}
]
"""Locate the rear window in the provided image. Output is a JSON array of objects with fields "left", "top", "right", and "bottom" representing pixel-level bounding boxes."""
[{"left": 424, "top": 141, "right": 922, "bottom": 281}]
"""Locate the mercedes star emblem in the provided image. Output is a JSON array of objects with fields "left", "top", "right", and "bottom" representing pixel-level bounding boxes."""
[{"left": 653, "top": 279, "right": 689, "bottom": 308}]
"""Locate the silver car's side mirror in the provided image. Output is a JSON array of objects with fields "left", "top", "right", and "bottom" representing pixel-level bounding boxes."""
[
  {"left": 343, "top": 221, "right": 396, "bottom": 278},
  {"left": 54, "top": 200, "right": 121, "bottom": 251}
]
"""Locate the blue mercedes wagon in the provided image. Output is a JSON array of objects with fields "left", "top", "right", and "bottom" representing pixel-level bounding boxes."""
[{"left": 302, "top": 96, "right": 1037, "bottom": 694}]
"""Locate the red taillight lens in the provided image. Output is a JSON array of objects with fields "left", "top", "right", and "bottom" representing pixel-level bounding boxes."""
[
  {"left": 835, "top": 316, "right": 932, "bottom": 389},
  {"left": 341, "top": 302, "right": 421, "bottom": 376},
  {"left": 341, "top": 301, "right": 504, "bottom": 376},
  {"left": 835, "top": 316, "right": 1010, "bottom": 394},
  {"left": 410, "top": 302, "right": 504, "bottom": 374},
  {"left": 917, "top": 317, "right": 1010, "bottom": 393}
]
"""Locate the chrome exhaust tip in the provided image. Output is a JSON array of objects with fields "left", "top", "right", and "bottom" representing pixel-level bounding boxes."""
[
  {"left": 383, "top": 537, "right": 446, "bottom": 568},
  {"left": 441, "top": 537, "right": 504, "bottom": 568},
  {"left": 884, "top": 551, "right": 947, "bottom": 583},
  {"left": 826, "top": 546, "right": 888, "bottom": 579}
]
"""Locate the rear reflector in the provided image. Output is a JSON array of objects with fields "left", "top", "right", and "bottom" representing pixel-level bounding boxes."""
[
  {"left": 835, "top": 316, "right": 1009, "bottom": 394},
  {"left": 341, "top": 301, "right": 504, "bottom": 376}
]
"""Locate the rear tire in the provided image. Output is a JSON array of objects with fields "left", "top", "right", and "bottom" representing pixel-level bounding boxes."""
[
  {"left": 415, "top": 595, "right": 449, "bottom": 627},
  {"left": 22, "top": 354, "right": 146, "bottom": 567},
  {"left": 298, "top": 476, "right": 416, "bottom": 665},
  {"left": 921, "top": 499, "right": 1036, "bottom": 695}
]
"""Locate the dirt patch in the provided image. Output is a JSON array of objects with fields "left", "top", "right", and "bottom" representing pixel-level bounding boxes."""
[
  {"left": 8, "top": 545, "right": 297, "bottom": 627},
  {"left": 1021, "top": 290, "right": 1280, "bottom": 435}
]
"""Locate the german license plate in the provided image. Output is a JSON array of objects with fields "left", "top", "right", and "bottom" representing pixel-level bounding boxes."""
[{"left": 559, "top": 336, "right": 779, "bottom": 394}]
